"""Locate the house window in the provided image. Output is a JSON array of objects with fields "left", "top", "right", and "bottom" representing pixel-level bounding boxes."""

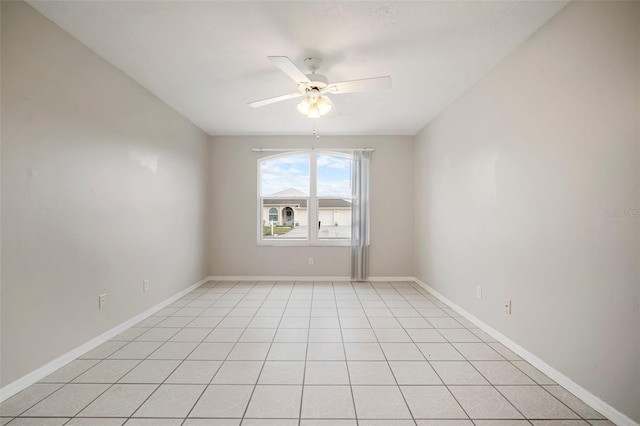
[
  {"left": 268, "top": 208, "right": 278, "bottom": 222},
  {"left": 258, "top": 151, "right": 352, "bottom": 246}
]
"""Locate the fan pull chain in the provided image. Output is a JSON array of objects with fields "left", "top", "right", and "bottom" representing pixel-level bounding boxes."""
[{"left": 312, "top": 123, "right": 321, "bottom": 139}]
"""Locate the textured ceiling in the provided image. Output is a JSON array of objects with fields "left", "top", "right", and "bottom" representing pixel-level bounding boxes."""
[{"left": 28, "top": 1, "right": 568, "bottom": 136}]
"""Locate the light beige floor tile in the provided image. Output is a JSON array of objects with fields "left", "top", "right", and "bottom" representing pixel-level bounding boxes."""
[
  {"left": 0, "top": 384, "right": 63, "bottom": 416},
  {"left": 401, "top": 386, "right": 467, "bottom": 419},
  {"left": 24, "top": 384, "right": 110, "bottom": 417},
  {"left": 343, "top": 343, "right": 384, "bottom": 361},
  {"left": 415, "top": 421, "right": 474, "bottom": 426},
  {"left": 341, "top": 329, "right": 377, "bottom": 342},
  {"left": 204, "top": 328, "right": 244, "bottom": 342},
  {"left": 186, "top": 316, "right": 223, "bottom": 328},
  {"left": 245, "top": 385, "right": 302, "bottom": 418},
  {"left": 134, "top": 317, "right": 164, "bottom": 328},
  {"left": 3, "top": 419, "right": 69, "bottom": 425},
  {"left": 389, "top": 361, "right": 442, "bottom": 385},
  {"left": 188, "top": 384, "right": 253, "bottom": 418},
  {"left": 170, "top": 328, "right": 212, "bottom": 342},
  {"left": 66, "top": 418, "right": 127, "bottom": 425},
  {"left": 472, "top": 421, "right": 530, "bottom": 426},
  {"left": 438, "top": 329, "right": 481, "bottom": 343},
  {"left": 73, "top": 360, "right": 140, "bottom": 383},
  {"left": 305, "top": 361, "right": 350, "bottom": 385},
  {"left": 125, "top": 418, "right": 183, "bottom": 425},
  {"left": 188, "top": 342, "right": 234, "bottom": 360},
  {"left": 79, "top": 384, "right": 156, "bottom": 417},
  {"left": 273, "top": 328, "right": 308, "bottom": 342},
  {"left": 165, "top": 360, "right": 221, "bottom": 384},
  {"left": 267, "top": 343, "right": 307, "bottom": 360},
  {"left": 113, "top": 328, "right": 148, "bottom": 341},
  {"left": 543, "top": 386, "right": 605, "bottom": 419},
  {"left": 531, "top": 421, "right": 590, "bottom": 426},
  {"left": 407, "top": 329, "right": 447, "bottom": 343},
  {"left": 488, "top": 343, "right": 522, "bottom": 360},
  {"left": 380, "top": 342, "right": 425, "bottom": 360},
  {"left": 428, "top": 317, "right": 465, "bottom": 328},
  {"left": 310, "top": 317, "right": 340, "bottom": 329},
  {"left": 118, "top": 359, "right": 180, "bottom": 383},
  {"left": 242, "top": 420, "right": 297, "bottom": 426},
  {"left": 430, "top": 361, "right": 488, "bottom": 385},
  {"left": 511, "top": 361, "right": 556, "bottom": 385},
  {"left": 40, "top": 360, "right": 100, "bottom": 383},
  {"left": 470, "top": 329, "right": 498, "bottom": 343},
  {"left": 497, "top": 386, "right": 579, "bottom": 419},
  {"left": 249, "top": 317, "right": 281, "bottom": 328},
  {"left": 308, "top": 328, "right": 342, "bottom": 342},
  {"left": 219, "top": 317, "right": 252, "bottom": 328},
  {"left": 148, "top": 342, "right": 198, "bottom": 360},
  {"left": 307, "top": 343, "right": 345, "bottom": 361},
  {"left": 300, "top": 421, "right": 357, "bottom": 426},
  {"left": 368, "top": 318, "right": 402, "bottom": 329},
  {"left": 351, "top": 386, "right": 411, "bottom": 419},
  {"left": 449, "top": 386, "right": 523, "bottom": 419},
  {"left": 452, "top": 343, "right": 504, "bottom": 360},
  {"left": 156, "top": 316, "right": 194, "bottom": 328},
  {"left": 301, "top": 385, "right": 355, "bottom": 419},
  {"left": 80, "top": 342, "right": 127, "bottom": 360},
  {"left": 347, "top": 361, "right": 396, "bottom": 385},
  {"left": 258, "top": 361, "right": 305, "bottom": 384},
  {"left": 227, "top": 343, "right": 271, "bottom": 360},
  {"left": 339, "top": 317, "right": 371, "bottom": 328},
  {"left": 472, "top": 361, "right": 535, "bottom": 385},
  {"left": 183, "top": 419, "right": 239, "bottom": 425},
  {"left": 212, "top": 361, "right": 263, "bottom": 384},
  {"left": 133, "top": 384, "right": 205, "bottom": 418},
  {"left": 417, "top": 343, "right": 464, "bottom": 360},
  {"left": 108, "top": 342, "right": 163, "bottom": 359},
  {"left": 279, "top": 317, "right": 310, "bottom": 329},
  {"left": 374, "top": 329, "right": 412, "bottom": 342},
  {"left": 239, "top": 328, "right": 277, "bottom": 342},
  {"left": 135, "top": 328, "right": 181, "bottom": 342}
]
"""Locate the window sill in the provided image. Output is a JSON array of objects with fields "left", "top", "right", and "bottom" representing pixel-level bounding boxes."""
[{"left": 257, "top": 239, "right": 351, "bottom": 247}]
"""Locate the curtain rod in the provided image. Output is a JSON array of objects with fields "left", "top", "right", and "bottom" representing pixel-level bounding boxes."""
[{"left": 251, "top": 148, "right": 374, "bottom": 152}]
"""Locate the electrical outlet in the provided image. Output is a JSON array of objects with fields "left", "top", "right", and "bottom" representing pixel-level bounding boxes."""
[
  {"left": 143, "top": 279, "right": 149, "bottom": 292},
  {"left": 476, "top": 286, "right": 482, "bottom": 299},
  {"left": 309, "top": 257, "right": 314, "bottom": 265},
  {"left": 504, "top": 298, "right": 512, "bottom": 314},
  {"left": 98, "top": 294, "right": 107, "bottom": 310}
]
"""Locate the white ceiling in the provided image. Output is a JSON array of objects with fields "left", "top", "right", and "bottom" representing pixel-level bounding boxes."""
[{"left": 28, "top": 1, "right": 567, "bottom": 136}]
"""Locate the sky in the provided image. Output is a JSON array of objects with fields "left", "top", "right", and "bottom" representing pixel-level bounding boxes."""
[{"left": 260, "top": 154, "right": 351, "bottom": 197}]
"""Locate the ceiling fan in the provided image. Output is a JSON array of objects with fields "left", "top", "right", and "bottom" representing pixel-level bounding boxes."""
[{"left": 248, "top": 56, "right": 391, "bottom": 118}]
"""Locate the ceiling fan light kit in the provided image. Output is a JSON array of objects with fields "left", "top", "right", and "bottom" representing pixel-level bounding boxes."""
[{"left": 248, "top": 56, "right": 391, "bottom": 119}]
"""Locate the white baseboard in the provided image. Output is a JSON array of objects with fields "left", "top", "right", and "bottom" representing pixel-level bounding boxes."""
[
  {"left": 0, "top": 276, "right": 210, "bottom": 403},
  {"left": 412, "top": 278, "right": 638, "bottom": 426},
  {"left": 207, "top": 275, "right": 415, "bottom": 282}
]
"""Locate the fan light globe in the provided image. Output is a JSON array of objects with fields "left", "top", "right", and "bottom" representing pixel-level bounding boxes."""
[{"left": 297, "top": 95, "right": 332, "bottom": 118}]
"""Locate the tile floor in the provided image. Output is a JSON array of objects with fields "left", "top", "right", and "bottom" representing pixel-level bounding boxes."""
[{"left": 0, "top": 281, "right": 615, "bottom": 425}]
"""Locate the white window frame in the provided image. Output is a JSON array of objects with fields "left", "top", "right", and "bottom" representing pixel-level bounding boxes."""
[{"left": 257, "top": 151, "right": 352, "bottom": 247}]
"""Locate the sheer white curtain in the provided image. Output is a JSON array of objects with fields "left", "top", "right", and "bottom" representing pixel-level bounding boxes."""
[{"left": 351, "top": 150, "right": 371, "bottom": 281}]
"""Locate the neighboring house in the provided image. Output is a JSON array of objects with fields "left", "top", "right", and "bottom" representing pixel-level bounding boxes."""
[{"left": 262, "top": 188, "right": 352, "bottom": 227}]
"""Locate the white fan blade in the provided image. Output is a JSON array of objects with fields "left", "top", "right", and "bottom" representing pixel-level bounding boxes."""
[
  {"left": 248, "top": 92, "right": 304, "bottom": 108},
  {"left": 326, "top": 76, "right": 391, "bottom": 94},
  {"left": 268, "top": 56, "right": 311, "bottom": 85}
]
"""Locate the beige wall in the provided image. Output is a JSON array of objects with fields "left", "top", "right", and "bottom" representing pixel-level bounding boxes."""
[
  {"left": 209, "top": 135, "right": 414, "bottom": 277},
  {"left": 1, "top": 1, "right": 209, "bottom": 387},
  {"left": 414, "top": 1, "right": 640, "bottom": 421}
]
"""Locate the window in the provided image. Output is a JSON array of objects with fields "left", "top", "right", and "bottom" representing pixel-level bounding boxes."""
[
  {"left": 268, "top": 208, "right": 278, "bottom": 222},
  {"left": 258, "top": 151, "right": 353, "bottom": 245}
]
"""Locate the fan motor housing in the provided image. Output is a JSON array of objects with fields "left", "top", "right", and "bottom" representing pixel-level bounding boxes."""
[{"left": 300, "top": 73, "right": 328, "bottom": 92}]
